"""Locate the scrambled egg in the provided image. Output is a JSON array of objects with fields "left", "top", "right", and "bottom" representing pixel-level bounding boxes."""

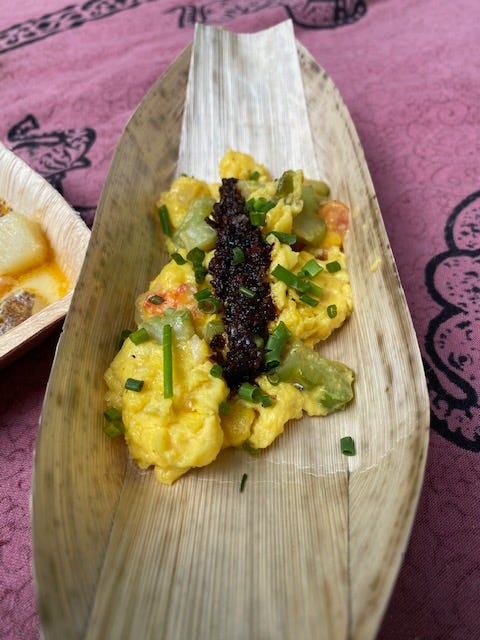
[{"left": 104, "top": 150, "right": 354, "bottom": 484}]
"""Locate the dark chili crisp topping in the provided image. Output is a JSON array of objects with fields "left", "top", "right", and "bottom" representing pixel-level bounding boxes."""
[{"left": 207, "top": 178, "right": 277, "bottom": 389}]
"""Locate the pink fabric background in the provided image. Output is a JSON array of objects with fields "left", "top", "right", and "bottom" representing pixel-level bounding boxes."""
[{"left": 1, "top": 1, "right": 479, "bottom": 638}]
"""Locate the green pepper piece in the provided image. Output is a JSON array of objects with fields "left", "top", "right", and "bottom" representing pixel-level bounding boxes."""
[
  {"left": 292, "top": 185, "right": 328, "bottom": 245},
  {"left": 172, "top": 197, "right": 217, "bottom": 252},
  {"left": 276, "top": 339, "right": 353, "bottom": 412},
  {"left": 141, "top": 308, "right": 195, "bottom": 343},
  {"left": 275, "top": 170, "right": 296, "bottom": 198}
]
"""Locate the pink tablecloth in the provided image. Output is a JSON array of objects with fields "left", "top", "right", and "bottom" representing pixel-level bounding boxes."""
[{"left": 1, "top": 1, "right": 479, "bottom": 638}]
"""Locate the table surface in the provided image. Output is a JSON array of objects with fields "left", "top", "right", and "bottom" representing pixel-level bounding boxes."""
[{"left": 1, "top": 1, "right": 479, "bottom": 638}]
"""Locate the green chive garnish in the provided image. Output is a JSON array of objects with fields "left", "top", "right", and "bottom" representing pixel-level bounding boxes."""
[
  {"left": 118, "top": 329, "right": 132, "bottom": 349},
  {"left": 219, "top": 401, "right": 231, "bottom": 416},
  {"left": 327, "top": 304, "right": 338, "bottom": 318},
  {"left": 148, "top": 294, "right": 164, "bottom": 305},
  {"left": 326, "top": 260, "right": 341, "bottom": 273},
  {"left": 299, "top": 293, "right": 319, "bottom": 307},
  {"left": 125, "top": 378, "right": 144, "bottom": 392},
  {"left": 198, "top": 297, "right": 222, "bottom": 314},
  {"left": 305, "top": 281, "right": 323, "bottom": 298},
  {"left": 171, "top": 252, "right": 187, "bottom": 265},
  {"left": 238, "top": 382, "right": 263, "bottom": 403},
  {"left": 249, "top": 211, "right": 266, "bottom": 226},
  {"left": 239, "top": 286, "right": 255, "bottom": 299},
  {"left": 187, "top": 247, "right": 205, "bottom": 263},
  {"left": 249, "top": 171, "right": 260, "bottom": 181},
  {"left": 240, "top": 473, "right": 248, "bottom": 492},
  {"left": 268, "top": 231, "right": 297, "bottom": 245},
  {"left": 158, "top": 204, "right": 172, "bottom": 237},
  {"left": 271, "top": 264, "right": 309, "bottom": 292},
  {"left": 265, "top": 321, "right": 291, "bottom": 367},
  {"left": 210, "top": 363, "right": 223, "bottom": 378},
  {"left": 129, "top": 327, "right": 150, "bottom": 345},
  {"left": 194, "top": 288, "right": 213, "bottom": 301},
  {"left": 163, "top": 324, "right": 173, "bottom": 398},
  {"left": 340, "top": 436, "right": 356, "bottom": 456},
  {"left": 242, "top": 442, "right": 260, "bottom": 456},
  {"left": 103, "top": 421, "right": 125, "bottom": 438},
  {"left": 104, "top": 407, "right": 122, "bottom": 422},
  {"left": 301, "top": 259, "right": 324, "bottom": 277},
  {"left": 232, "top": 247, "right": 245, "bottom": 264}
]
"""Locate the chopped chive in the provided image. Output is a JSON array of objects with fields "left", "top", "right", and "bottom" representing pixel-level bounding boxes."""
[
  {"left": 194, "top": 288, "right": 212, "bottom": 301},
  {"left": 266, "top": 371, "right": 280, "bottom": 385},
  {"left": 299, "top": 293, "right": 320, "bottom": 307},
  {"left": 103, "top": 421, "right": 125, "bottom": 438},
  {"left": 125, "top": 378, "right": 144, "bottom": 392},
  {"left": 261, "top": 394, "right": 273, "bottom": 407},
  {"left": 198, "top": 297, "right": 222, "bottom": 314},
  {"left": 194, "top": 265, "right": 207, "bottom": 284},
  {"left": 232, "top": 247, "right": 245, "bottom": 264},
  {"left": 163, "top": 324, "right": 173, "bottom": 398},
  {"left": 148, "top": 294, "right": 164, "bottom": 305},
  {"left": 327, "top": 304, "right": 338, "bottom": 318},
  {"left": 246, "top": 197, "right": 276, "bottom": 214},
  {"left": 239, "top": 286, "right": 255, "bottom": 299},
  {"left": 271, "top": 264, "right": 309, "bottom": 292},
  {"left": 219, "top": 401, "right": 231, "bottom": 416},
  {"left": 171, "top": 252, "right": 187, "bottom": 265},
  {"left": 158, "top": 204, "right": 172, "bottom": 237},
  {"left": 249, "top": 170, "right": 260, "bottom": 181},
  {"left": 240, "top": 473, "right": 248, "bottom": 492},
  {"left": 238, "top": 382, "right": 263, "bottom": 403},
  {"left": 118, "top": 329, "right": 132, "bottom": 349},
  {"left": 186, "top": 247, "right": 205, "bottom": 263},
  {"left": 210, "top": 363, "right": 223, "bottom": 378},
  {"left": 305, "top": 281, "right": 323, "bottom": 298},
  {"left": 301, "top": 259, "right": 324, "bottom": 277},
  {"left": 242, "top": 441, "right": 260, "bottom": 456},
  {"left": 340, "top": 436, "right": 356, "bottom": 456},
  {"left": 326, "top": 260, "right": 341, "bottom": 273},
  {"left": 104, "top": 406, "right": 122, "bottom": 422},
  {"left": 249, "top": 211, "right": 266, "bottom": 226},
  {"left": 265, "top": 321, "right": 291, "bottom": 367},
  {"left": 129, "top": 327, "right": 150, "bottom": 345},
  {"left": 268, "top": 231, "right": 297, "bottom": 245}
]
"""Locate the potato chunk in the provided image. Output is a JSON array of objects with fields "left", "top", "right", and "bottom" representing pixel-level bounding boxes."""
[{"left": 0, "top": 212, "right": 49, "bottom": 276}]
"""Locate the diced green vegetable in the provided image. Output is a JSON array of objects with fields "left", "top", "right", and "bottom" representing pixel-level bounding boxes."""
[
  {"left": 293, "top": 185, "right": 327, "bottom": 245},
  {"left": 275, "top": 339, "right": 354, "bottom": 412},
  {"left": 304, "top": 179, "right": 330, "bottom": 199},
  {"left": 172, "top": 197, "right": 216, "bottom": 252},
  {"left": 141, "top": 308, "right": 194, "bottom": 342},
  {"left": 205, "top": 319, "right": 224, "bottom": 342},
  {"left": 275, "top": 170, "right": 296, "bottom": 198}
]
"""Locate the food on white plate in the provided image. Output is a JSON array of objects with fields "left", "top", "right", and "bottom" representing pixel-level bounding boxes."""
[
  {"left": 104, "top": 150, "right": 354, "bottom": 484},
  {"left": 0, "top": 198, "right": 69, "bottom": 335}
]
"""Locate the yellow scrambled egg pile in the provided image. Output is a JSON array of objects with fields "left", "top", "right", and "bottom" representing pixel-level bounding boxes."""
[{"left": 104, "top": 151, "right": 354, "bottom": 484}]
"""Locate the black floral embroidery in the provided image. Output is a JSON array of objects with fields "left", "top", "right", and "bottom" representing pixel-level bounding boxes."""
[
  {"left": 424, "top": 191, "right": 480, "bottom": 451},
  {"left": 0, "top": 0, "right": 368, "bottom": 55}
]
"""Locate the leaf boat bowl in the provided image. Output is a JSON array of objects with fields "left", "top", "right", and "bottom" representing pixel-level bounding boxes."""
[
  {"left": 0, "top": 143, "right": 90, "bottom": 368},
  {"left": 32, "top": 22, "right": 430, "bottom": 640}
]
